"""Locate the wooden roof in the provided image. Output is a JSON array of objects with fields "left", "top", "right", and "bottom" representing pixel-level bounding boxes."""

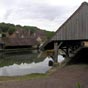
[
  {"left": 42, "top": 2, "right": 88, "bottom": 50},
  {"left": 51, "top": 2, "right": 88, "bottom": 41},
  {"left": 2, "top": 38, "right": 38, "bottom": 46},
  {"left": 2, "top": 29, "right": 46, "bottom": 47}
]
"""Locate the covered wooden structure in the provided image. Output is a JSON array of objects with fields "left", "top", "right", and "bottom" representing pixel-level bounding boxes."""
[
  {"left": 2, "top": 37, "right": 38, "bottom": 49},
  {"left": 42, "top": 2, "right": 88, "bottom": 62}
]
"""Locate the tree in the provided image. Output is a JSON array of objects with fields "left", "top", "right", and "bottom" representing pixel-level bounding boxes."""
[
  {"left": 8, "top": 26, "right": 16, "bottom": 35},
  {"left": 0, "top": 23, "right": 9, "bottom": 32}
]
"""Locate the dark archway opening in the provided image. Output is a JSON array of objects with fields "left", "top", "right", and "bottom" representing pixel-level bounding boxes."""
[
  {"left": 68, "top": 48, "right": 88, "bottom": 65},
  {"left": 48, "top": 60, "right": 54, "bottom": 66}
]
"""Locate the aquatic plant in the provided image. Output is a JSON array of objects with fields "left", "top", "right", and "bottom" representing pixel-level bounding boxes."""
[{"left": 76, "top": 82, "right": 81, "bottom": 88}]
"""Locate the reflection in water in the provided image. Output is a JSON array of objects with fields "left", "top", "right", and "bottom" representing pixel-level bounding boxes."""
[
  {"left": 0, "top": 57, "right": 53, "bottom": 76},
  {"left": 0, "top": 50, "right": 45, "bottom": 67}
]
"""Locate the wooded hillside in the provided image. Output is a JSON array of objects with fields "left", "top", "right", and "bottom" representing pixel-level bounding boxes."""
[{"left": 0, "top": 22, "right": 54, "bottom": 39}]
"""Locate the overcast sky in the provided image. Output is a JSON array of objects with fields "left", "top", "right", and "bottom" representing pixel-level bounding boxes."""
[{"left": 0, "top": 0, "right": 88, "bottom": 31}]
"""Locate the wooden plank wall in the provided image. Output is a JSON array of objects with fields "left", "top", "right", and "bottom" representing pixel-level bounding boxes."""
[{"left": 51, "top": 3, "right": 88, "bottom": 41}]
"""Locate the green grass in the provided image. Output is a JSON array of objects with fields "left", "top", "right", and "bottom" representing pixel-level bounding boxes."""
[
  {"left": 76, "top": 82, "right": 82, "bottom": 88},
  {"left": 0, "top": 73, "right": 49, "bottom": 82}
]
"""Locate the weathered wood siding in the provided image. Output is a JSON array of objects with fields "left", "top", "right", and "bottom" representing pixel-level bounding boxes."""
[{"left": 51, "top": 2, "right": 88, "bottom": 41}]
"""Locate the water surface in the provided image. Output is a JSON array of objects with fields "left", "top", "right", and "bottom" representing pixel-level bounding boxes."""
[{"left": 0, "top": 52, "right": 53, "bottom": 76}]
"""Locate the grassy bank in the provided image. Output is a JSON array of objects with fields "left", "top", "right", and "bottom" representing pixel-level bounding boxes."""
[
  {"left": 0, "top": 64, "right": 88, "bottom": 82},
  {"left": 0, "top": 73, "right": 48, "bottom": 82}
]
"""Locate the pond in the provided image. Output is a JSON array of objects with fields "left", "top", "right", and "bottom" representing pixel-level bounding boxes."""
[
  {"left": 0, "top": 50, "right": 53, "bottom": 76},
  {"left": 0, "top": 57, "right": 53, "bottom": 76}
]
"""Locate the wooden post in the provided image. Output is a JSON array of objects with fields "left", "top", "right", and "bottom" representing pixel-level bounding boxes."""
[
  {"left": 54, "top": 42, "right": 58, "bottom": 62},
  {"left": 54, "top": 42, "right": 63, "bottom": 62}
]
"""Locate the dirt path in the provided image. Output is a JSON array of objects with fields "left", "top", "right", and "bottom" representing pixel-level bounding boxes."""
[{"left": 0, "top": 64, "right": 88, "bottom": 88}]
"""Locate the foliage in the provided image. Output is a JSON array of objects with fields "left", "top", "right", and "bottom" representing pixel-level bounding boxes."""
[
  {"left": 0, "top": 23, "right": 9, "bottom": 32},
  {"left": 23, "top": 26, "right": 38, "bottom": 34},
  {"left": 44, "top": 30, "right": 54, "bottom": 39},
  {"left": 16, "top": 24, "right": 22, "bottom": 28},
  {"left": 0, "top": 22, "right": 55, "bottom": 39},
  {"left": 76, "top": 82, "right": 81, "bottom": 88},
  {"left": 8, "top": 26, "right": 16, "bottom": 35},
  {"left": 0, "top": 22, "right": 15, "bottom": 33},
  {"left": 0, "top": 73, "right": 48, "bottom": 81}
]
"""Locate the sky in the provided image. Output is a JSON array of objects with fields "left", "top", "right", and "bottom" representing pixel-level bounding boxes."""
[{"left": 0, "top": 0, "right": 88, "bottom": 31}]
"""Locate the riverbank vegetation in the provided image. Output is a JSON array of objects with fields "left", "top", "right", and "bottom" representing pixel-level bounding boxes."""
[
  {"left": 0, "top": 73, "right": 48, "bottom": 82},
  {"left": 0, "top": 22, "right": 54, "bottom": 39}
]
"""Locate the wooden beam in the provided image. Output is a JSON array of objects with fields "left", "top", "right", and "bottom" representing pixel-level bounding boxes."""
[
  {"left": 82, "top": 41, "right": 88, "bottom": 47},
  {"left": 58, "top": 42, "right": 63, "bottom": 48},
  {"left": 54, "top": 42, "right": 58, "bottom": 62},
  {"left": 54, "top": 42, "right": 63, "bottom": 62}
]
